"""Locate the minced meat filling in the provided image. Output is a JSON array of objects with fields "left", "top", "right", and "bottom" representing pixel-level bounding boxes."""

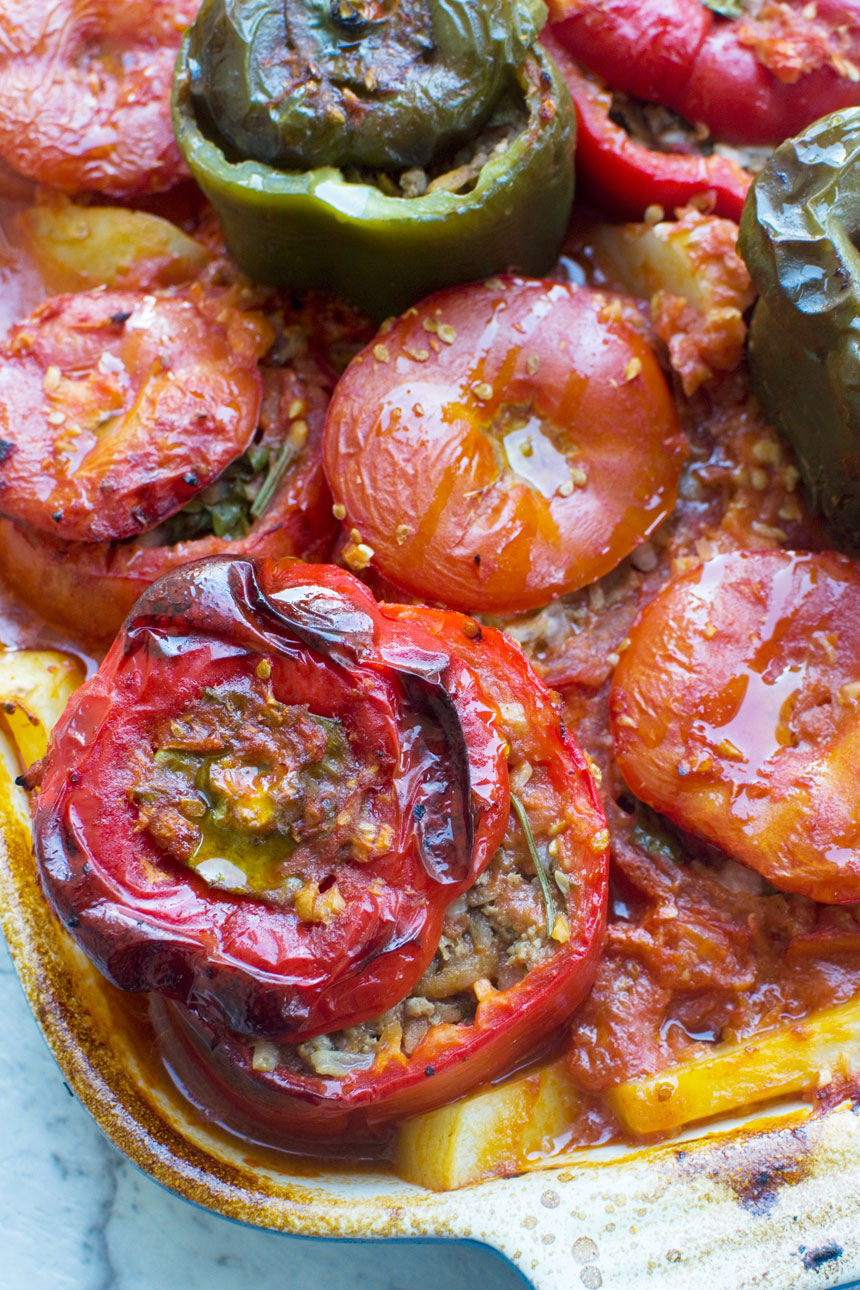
[
  {"left": 608, "top": 88, "right": 771, "bottom": 175},
  {"left": 279, "top": 781, "right": 562, "bottom": 1079},
  {"left": 130, "top": 674, "right": 384, "bottom": 905},
  {"left": 341, "top": 96, "right": 527, "bottom": 198}
]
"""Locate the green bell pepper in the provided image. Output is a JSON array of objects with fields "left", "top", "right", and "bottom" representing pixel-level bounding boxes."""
[
  {"left": 188, "top": 0, "right": 546, "bottom": 171},
  {"left": 172, "top": 0, "right": 575, "bottom": 319},
  {"left": 739, "top": 108, "right": 860, "bottom": 535}
]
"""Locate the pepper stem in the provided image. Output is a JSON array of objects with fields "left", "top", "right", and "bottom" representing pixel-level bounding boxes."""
[{"left": 510, "top": 791, "right": 556, "bottom": 939}]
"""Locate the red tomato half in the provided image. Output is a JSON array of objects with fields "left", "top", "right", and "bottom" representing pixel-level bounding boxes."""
[
  {"left": 0, "top": 287, "right": 271, "bottom": 542},
  {"left": 149, "top": 608, "right": 609, "bottom": 1143},
  {"left": 0, "top": 358, "right": 338, "bottom": 648},
  {"left": 0, "top": 0, "right": 198, "bottom": 195},
  {"left": 324, "top": 278, "right": 687, "bottom": 614},
  {"left": 32, "top": 556, "right": 511, "bottom": 1042},
  {"left": 611, "top": 549, "right": 860, "bottom": 903}
]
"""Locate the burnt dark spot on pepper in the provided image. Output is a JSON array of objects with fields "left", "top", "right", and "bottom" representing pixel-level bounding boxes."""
[
  {"left": 424, "top": 1064, "right": 435, "bottom": 1077},
  {"left": 0, "top": 439, "right": 16, "bottom": 464},
  {"left": 109, "top": 311, "right": 133, "bottom": 327},
  {"left": 52, "top": 511, "right": 63, "bottom": 523},
  {"left": 413, "top": 802, "right": 426, "bottom": 821},
  {"left": 473, "top": 553, "right": 481, "bottom": 565},
  {"left": 184, "top": 472, "right": 200, "bottom": 488}
]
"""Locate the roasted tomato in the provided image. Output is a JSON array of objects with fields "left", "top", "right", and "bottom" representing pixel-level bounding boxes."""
[
  {"left": 31, "top": 556, "right": 514, "bottom": 1040},
  {"left": 0, "top": 0, "right": 199, "bottom": 196},
  {"left": 148, "top": 600, "right": 609, "bottom": 1144},
  {"left": 0, "top": 286, "right": 271, "bottom": 543},
  {"left": 0, "top": 258, "right": 373, "bottom": 647},
  {"left": 549, "top": 0, "right": 860, "bottom": 147},
  {"left": 324, "top": 277, "right": 686, "bottom": 614},
  {"left": 611, "top": 549, "right": 860, "bottom": 904},
  {"left": 0, "top": 355, "right": 338, "bottom": 647},
  {"left": 31, "top": 554, "right": 608, "bottom": 1142}
]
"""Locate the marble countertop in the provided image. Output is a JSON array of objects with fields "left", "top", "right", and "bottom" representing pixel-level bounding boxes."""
[{"left": 0, "top": 935, "right": 530, "bottom": 1290}]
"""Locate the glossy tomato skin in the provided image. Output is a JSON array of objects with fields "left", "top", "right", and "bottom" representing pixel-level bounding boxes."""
[
  {"left": 0, "top": 0, "right": 198, "bottom": 196},
  {"left": 32, "top": 556, "right": 511, "bottom": 1041},
  {"left": 611, "top": 549, "right": 860, "bottom": 903},
  {"left": 0, "top": 358, "right": 338, "bottom": 649},
  {"left": 550, "top": 0, "right": 860, "bottom": 147},
  {"left": 324, "top": 277, "right": 686, "bottom": 615},
  {"left": 151, "top": 609, "right": 609, "bottom": 1144},
  {"left": 0, "top": 287, "right": 271, "bottom": 542}
]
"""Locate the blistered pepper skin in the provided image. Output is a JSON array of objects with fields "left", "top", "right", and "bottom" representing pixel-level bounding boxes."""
[
  {"left": 739, "top": 108, "right": 860, "bottom": 535},
  {"left": 172, "top": 28, "right": 575, "bottom": 319}
]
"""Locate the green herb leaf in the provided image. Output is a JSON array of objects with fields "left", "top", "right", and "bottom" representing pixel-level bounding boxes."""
[
  {"left": 250, "top": 433, "right": 302, "bottom": 520},
  {"left": 700, "top": 0, "right": 746, "bottom": 17},
  {"left": 510, "top": 792, "right": 556, "bottom": 938}
]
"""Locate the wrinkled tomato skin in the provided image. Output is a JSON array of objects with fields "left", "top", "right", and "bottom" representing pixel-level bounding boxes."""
[
  {"left": 611, "top": 549, "right": 860, "bottom": 904},
  {"left": 0, "top": 0, "right": 198, "bottom": 196},
  {"left": 151, "top": 611, "right": 609, "bottom": 1143},
  {"left": 550, "top": 0, "right": 860, "bottom": 146},
  {"left": 0, "top": 287, "right": 271, "bottom": 543},
  {"left": 33, "top": 557, "right": 511, "bottom": 1042},
  {"left": 0, "top": 361, "right": 338, "bottom": 649},
  {"left": 324, "top": 277, "right": 686, "bottom": 615}
]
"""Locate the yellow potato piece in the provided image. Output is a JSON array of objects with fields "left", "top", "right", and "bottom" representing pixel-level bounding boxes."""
[
  {"left": 594, "top": 220, "right": 715, "bottom": 311},
  {"left": 593, "top": 215, "right": 752, "bottom": 313},
  {"left": 0, "top": 649, "right": 85, "bottom": 770},
  {"left": 395, "top": 1059, "right": 581, "bottom": 1191},
  {"left": 607, "top": 998, "right": 860, "bottom": 1136},
  {"left": 14, "top": 201, "right": 209, "bottom": 293}
]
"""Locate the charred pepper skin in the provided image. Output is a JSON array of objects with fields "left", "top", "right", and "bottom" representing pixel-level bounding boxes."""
[
  {"left": 172, "top": 0, "right": 576, "bottom": 319},
  {"left": 30, "top": 556, "right": 511, "bottom": 1044},
  {"left": 739, "top": 108, "right": 860, "bottom": 535}
]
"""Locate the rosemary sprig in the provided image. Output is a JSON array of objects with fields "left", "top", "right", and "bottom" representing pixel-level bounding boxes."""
[
  {"left": 250, "top": 422, "right": 307, "bottom": 520},
  {"left": 510, "top": 792, "right": 556, "bottom": 939}
]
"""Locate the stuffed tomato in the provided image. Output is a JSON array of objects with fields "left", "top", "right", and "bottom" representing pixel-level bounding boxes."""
[
  {"left": 30, "top": 556, "right": 608, "bottom": 1142},
  {"left": 0, "top": 272, "right": 353, "bottom": 646}
]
